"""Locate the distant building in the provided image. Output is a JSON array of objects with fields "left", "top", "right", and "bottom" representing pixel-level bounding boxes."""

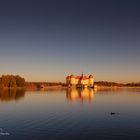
[{"left": 66, "top": 73, "right": 94, "bottom": 88}]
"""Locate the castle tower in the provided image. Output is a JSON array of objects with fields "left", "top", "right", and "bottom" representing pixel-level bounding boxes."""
[
  {"left": 81, "top": 72, "right": 84, "bottom": 77},
  {"left": 89, "top": 75, "right": 94, "bottom": 87},
  {"left": 70, "top": 74, "right": 76, "bottom": 86},
  {"left": 66, "top": 76, "right": 71, "bottom": 85}
]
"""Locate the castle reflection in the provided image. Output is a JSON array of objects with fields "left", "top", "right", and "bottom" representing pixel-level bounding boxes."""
[
  {"left": 0, "top": 89, "right": 25, "bottom": 102},
  {"left": 66, "top": 88, "right": 95, "bottom": 102}
]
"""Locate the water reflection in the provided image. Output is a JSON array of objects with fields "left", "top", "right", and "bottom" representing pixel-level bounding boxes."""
[
  {"left": 0, "top": 88, "right": 140, "bottom": 140},
  {"left": 66, "top": 88, "right": 95, "bottom": 102},
  {"left": 0, "top": 89, "right": 25, "bottom": 102}
]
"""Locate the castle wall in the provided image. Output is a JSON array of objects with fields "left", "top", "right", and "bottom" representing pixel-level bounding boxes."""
[{"left": 70, "top": 77, "right": 76, "bottom": 85}]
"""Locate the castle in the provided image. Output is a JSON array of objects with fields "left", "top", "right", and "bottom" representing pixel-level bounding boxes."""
[{"left": 66, "top": 73, "right": 94, "bottom": 88}]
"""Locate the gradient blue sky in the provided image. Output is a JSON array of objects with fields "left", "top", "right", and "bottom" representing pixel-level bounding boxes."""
[{"left": 0, "top": 0, "right": 140, "bottom": 83}]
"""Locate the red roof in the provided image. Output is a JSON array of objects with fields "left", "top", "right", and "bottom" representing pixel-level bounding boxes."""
[
  {"left": 66, "top": 76, "right": 71, "bottom": 79},
  {"left": 67, "top": 74, "right": 93, "bottom": 80},
  {"left": 83, "top": 76, "right": 87, "bottom": 79},
  {"left": 81, "top": 77, "right": 88, "bottom": 80},
  {"left": 76, "top": 76, "right": 80, "bottom": 79}
]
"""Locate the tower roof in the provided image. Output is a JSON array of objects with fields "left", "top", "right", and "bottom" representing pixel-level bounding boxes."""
[
  {"left": 89, "top": 75, "right": 93, "bottom": 78},
  {"left": 76, "top": 76, "right": 80, "bottom": 79},
  {"left": 70, "top": 74, "right": 75, "bottom": 78}
]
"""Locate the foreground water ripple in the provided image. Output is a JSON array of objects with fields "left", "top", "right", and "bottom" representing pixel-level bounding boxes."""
[{"left": 0, "top": 88, "right": 140, "bottom": 140}]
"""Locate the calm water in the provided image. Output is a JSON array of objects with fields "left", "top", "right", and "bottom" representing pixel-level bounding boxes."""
[{"left": 0, "top": 88, "right": 140, "bottom": 140}]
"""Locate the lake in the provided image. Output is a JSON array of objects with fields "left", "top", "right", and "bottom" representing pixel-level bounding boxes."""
[{"left": 0, "top": 88, "right": 140, "bottom": 140}]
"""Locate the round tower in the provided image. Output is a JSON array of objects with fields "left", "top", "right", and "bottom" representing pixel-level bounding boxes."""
[
  {"left": 70, "top": 75, "right": 76, "bottom": 86},
  {"left": 66, "top": 76, "right": 71, "bottom": 86},
  {"left": 89, "top": 75, "right": 94, "bottom": 87}
]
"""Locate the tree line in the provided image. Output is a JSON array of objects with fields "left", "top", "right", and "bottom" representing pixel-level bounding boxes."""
[
  {"left": 0, "top": 75, "right": 26, "bottom": 88},
  {"left": 94, "top": 81, "right": 123, "bottom": 87},
  {"left": 26, "top": 82, "right": 66, "bottom": 88},
  {"left": 95, "top": 81, "right": 140, "bottom": 87}
]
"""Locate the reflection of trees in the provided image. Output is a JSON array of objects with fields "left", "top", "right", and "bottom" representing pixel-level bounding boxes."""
[
  {"left": 0, "top": 89, "right": 25, "bottom": 102},
  {"left": 66, "top": 88, "right": 95, "bottom": 102}
]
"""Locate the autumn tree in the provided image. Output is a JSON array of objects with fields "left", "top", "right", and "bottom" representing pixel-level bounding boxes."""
[
  {"left": 0, "top": 75, "right": 26, "bottom": 88},
  {"left": 15, "top": 75, "right": 26, "bottom": 87}
]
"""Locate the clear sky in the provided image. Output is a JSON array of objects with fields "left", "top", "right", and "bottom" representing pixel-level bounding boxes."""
[{"left": 0, "top": 0, "right": 140, "bottom": 83}]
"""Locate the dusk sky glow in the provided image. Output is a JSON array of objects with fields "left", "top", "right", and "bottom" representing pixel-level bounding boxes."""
[{"left": 0, "top": 0, "right": 140, "bottom": 83}]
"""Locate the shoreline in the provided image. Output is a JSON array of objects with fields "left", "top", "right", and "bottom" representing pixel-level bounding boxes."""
[
  {"left": 29, "top": 86, "right": 140, "bottom": 90},
  {"left": 1, "top": 86, "right": 140, "bottom": 91},
  {"left": 95, "top": 86, "right": 140, "bottom": 89}
]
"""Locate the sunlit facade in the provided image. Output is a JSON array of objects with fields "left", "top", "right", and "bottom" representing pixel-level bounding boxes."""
[{"left": 66, "top": 73, "right": 94, "bottom": 88}]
